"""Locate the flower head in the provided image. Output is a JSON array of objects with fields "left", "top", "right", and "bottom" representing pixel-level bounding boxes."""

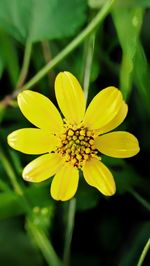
[{"left": 8, "top": 72, "right": 140, "bottom": 201}]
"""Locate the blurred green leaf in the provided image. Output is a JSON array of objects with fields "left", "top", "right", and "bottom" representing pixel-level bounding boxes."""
[
  {"left": 102, "top": 156, "right": 148, "bottom": 195},
  {"left": 133, "top": 43, "right": 150, "bottom": 114},
  {"left": 0, "top": 31, "right": 19, "bottom": 86},
  {"left": 0, "top": 179, "right": 10, "bottom": 192},
  {"left": 0, "top": 0, "right": 87, "bottom": 44},
  {"left": 72, "top": 48, "right": 100, "bottom": 86},
  {"left": 113, "top": 165, "right": 142, "bottom": 195},
  {"left": 29, "top": 205, "right": 54, "bottom": 233},
  {"left": 8, "top": 149, "right": 23, "bottom": 175},
  {"left": 117, "top": 222, "right": 150, "bottom": 266},
  {"left": 89, "top": 0, "right": 150, "bottom": 9},
  {"left": 0, "top": 191, "right": 24, "bottom": 219},
  {"left": 0, "top": 218, "right": 43, "bottom": 266},
  {"left": 0, "top": 184, "right": 54, "bottom": 220},
  {"left": 26, "top": 183, "right": 54, "bottom": 212},
  {"left": 112, "top": 7, "right": 144, "bottom": 99},
  {"left": 76, "top": 177, "right": 99, "bottom": 211},
  {"left": 116, "top": 0, "right": 150, "bottom": 7}
]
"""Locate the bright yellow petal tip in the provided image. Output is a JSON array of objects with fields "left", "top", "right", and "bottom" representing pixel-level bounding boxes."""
[
  {"left": 17, "top": 90, "right": 63, "bottom": 133},
  {"left": 83, "top": 86, "right": 123, "bottom": 130},
  {"left": 55, "top": 71, "right": 86, "bottom": 124},
  {"left": 98, "top": 101, "right": 128, "bottom": 134},
  {"left": 51, "top": 164, "right": 79, "bottom": 201},
  {"left": 23, "top": 153, "right": 63, "bottom": 183},
  {"left": 7, "top": 128, "right": 59, "bottom": 154},
  {"left": 95, "top": 131, "right": 140, "bottom": 158},
  {"left": 83, "top": 158, "right": 116, "bottom": 196}
]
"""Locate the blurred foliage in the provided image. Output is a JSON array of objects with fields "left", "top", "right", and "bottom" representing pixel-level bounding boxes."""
[
  {"left": 89, "top": 0, "right": 150, "bottom": 8},
  {"left": 0, "top": 0, "right": 150, "bottom": 265},
  {"left": 112, "top": 7, "right": 143, "bottom": 99},
  {"left": 0, "top": 0, "right": 87, "bottom": 43},
  {"left": 0, "top": 218, "right": 43, "bottom": 266}
]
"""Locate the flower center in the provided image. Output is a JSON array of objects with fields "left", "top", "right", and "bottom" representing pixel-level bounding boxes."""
[{"left": 57, "top": 125, "right": 98, "bottom": 168}]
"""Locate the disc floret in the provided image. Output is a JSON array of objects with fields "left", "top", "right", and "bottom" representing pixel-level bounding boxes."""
[{"left": 57, "top": 124, "right": 98, "bottom": 168}]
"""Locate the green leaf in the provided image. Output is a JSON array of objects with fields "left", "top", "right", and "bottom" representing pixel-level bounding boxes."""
[
  {"left": 102, "top": 156, "right": 149, "bottom": 195},
  {"left": 112, "top": 166, "right": 141, "bottom": 195},
  {"left": 117, "top": 222, "right": 150, "bottom": 266},
  {"left": 112, "top": 8, "right": 144, "bottom": 99},
  {"left": 0, "top": 184, "right": 54, "bottom": 220},
  {"left": 0, "top": 218, "right": 43, "bottom": 266},
  {"left": 89, "top": 0, "right": 150, "bottom": 9},
  {"left": 133, "top": 43, "right": 150, "bottom": 115},
  {"left": 0, "top": 191, "right": 24, "bottom": 219},
  {"left": 0, "top": 31, "right": 19, "bottom": 86},
  {"left": 76, "top": 177, "right": 99, "bottom": 211},
  {"left": 115, "top": 0, "right": 150, "bottom": 7},
  {"left": 0, "top": 0, "right": 87, "bottom": 43},
  {"left": 28, "top": 205, "right": 54, "bottom": 233}
]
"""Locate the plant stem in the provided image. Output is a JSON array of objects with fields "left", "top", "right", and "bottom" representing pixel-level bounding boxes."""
[
  {"left": 41, "top": 41, "right": 55, "bottom": 86},
  {"left": 27, "top": 218, "right": 62, "bottom": 266},
  {"left": 63, "top": 198, "right": 76, "bottom": 266},
  {"left": 137, "top": 238, "right": 150, "bottom": 266},
  {"left": 21, "top": 0, "right": 116, "bottom": 91},
  {"left": 42, "top": 41, "right": 52, "bottom": 63},
  {"left": 0, "top": 144, "right": 33, "bottom": 213},
  {"left": 129, "top": 189, "right": 150, "bottom": 212},
  {"left": 82, "top": 33, "right": 95, "bottom": 101},
  {"left": 0, "top": 144, "right": 23, "bottom": 196},
  {"left": 16, "top": 40, "right": 32, "bottom": 90}
]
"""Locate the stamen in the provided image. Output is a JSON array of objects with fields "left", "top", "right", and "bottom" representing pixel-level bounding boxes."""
[
  {"left": 57, "top": 124, "right": 98, "bottom": 168},
  {"left": 68, "top": 129, "right": 74, "bottom": 136},
  {"left": 85, "top": 148, "right": 91, "bottom": 154}
]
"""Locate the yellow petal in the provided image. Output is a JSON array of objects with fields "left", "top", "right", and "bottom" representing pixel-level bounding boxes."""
[
  {"left": 55, "top": 71, "right": 86, "bottom": 125},
  {"left": 83, "top": 86, "right": 123, "bottom": 130},
  {"left": 23, "top": 153, "right": 63, "bottom": 182},
  {"left": 97, "top": 101, "right": 128, "bottom": 134},
  {"left": 51, "top": 163, "right": 79, "bottom": 201},
  {"left": 95, "top": 131, "right": 140, "bottom": 158},
  {"left": 83, "top": 158, "right": 116, "bottom": 196},
  {"left": 18, "top": 90, "right": 63, "bottom": 133},
  {"left": 7, "top": 128, "right": 59, "bottom": 154}
]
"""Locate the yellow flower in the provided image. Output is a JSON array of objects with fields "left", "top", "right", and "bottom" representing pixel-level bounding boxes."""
[{"left": 7, "top": 72, "right": 140, "bottom": 201}]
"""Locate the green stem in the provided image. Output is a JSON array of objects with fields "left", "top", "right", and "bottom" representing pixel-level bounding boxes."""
[
  {"left": 8, "top": 149, "right": 23, "bottom": 175},
  {"left": 16, "top": 40, "right": 32, "bottom": 90},
  {"left": 41, "top": 41, "right": 55, "bottom": 86},
  {"left": 0, "top": 144, "right": 33, "bottom": 213},
  {"left": 0, "top": 144, "right": 23, "bottom": 196},
  {"left": 63, "top": 198, "right": 76, "bottom": 266},
  {"left": 41, "top": 41, "right": 52, "bottom": 63},
  {"left": 129, "top": 189, "right": 150, "bottom": 212},
  {"left": 137, "top": 238, "right": 150, "bottom": 266},
  {"left": 21, "top": 0, "right": 115, "bottom": 91},
  {"left": 27, "top": 219, "right": 62, "bottom": 266},
  {"left": 82, "top": 33, "right": 95, "bottom": 101}
]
